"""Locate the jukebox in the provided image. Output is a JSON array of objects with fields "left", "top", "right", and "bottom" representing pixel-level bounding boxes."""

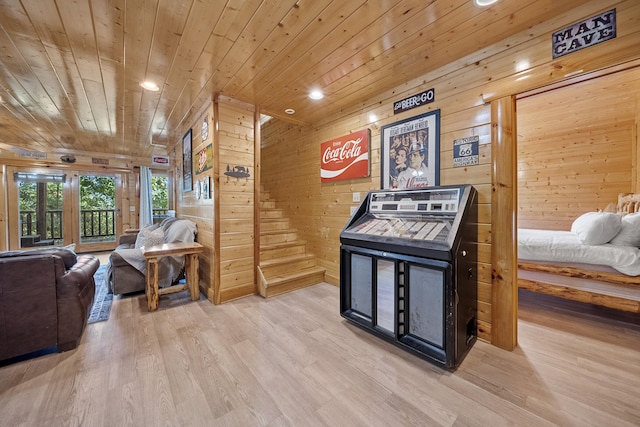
[{"left": 339, "top": 185, "right": 478, "bottom": 369}]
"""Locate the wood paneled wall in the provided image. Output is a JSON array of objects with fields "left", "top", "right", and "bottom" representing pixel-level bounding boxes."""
[
  {"left": 172, "top": 103, "right": 216, "bottom": 302},
  {"left": 216, "top": 100, "right": 256, "bottom": 303},
  {"left": 517, "top": 68, "right": 639, "bottom": 230},
  {"left": 2, "top": 0, "right": 638, "bottom": 347},
  {"left": 261, "top": 112, "right": 493, "bottom": 340},
  {"left": 172, "top": 97, "right": 256, "bottom": 304},
  {"left": 261, "top": 0, "right": 640, "bottom": 345}
]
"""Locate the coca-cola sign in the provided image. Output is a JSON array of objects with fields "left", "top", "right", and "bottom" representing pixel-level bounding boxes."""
[{"left": 321, "top": 129, "right": 370, "bottom": 182}]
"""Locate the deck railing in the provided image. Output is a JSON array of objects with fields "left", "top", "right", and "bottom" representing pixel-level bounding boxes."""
[
  {"left": 20, "top": 208, "right": 169, "bottom": 241},
  {"left": 20, "top": 209, "right": 64, "bottom": 240},
  {"left": 80, "top": 209, "right": 116, "bottom": 238}
]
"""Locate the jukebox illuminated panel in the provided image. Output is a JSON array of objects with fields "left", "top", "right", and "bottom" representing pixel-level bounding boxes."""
[{"left": 339, "top": 185, "right": 477, "bottom": 369}]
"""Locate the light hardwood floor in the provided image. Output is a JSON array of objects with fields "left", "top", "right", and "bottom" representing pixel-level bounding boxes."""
[{"left": 1, "top": 285, "right": 639, "bottom": 426}]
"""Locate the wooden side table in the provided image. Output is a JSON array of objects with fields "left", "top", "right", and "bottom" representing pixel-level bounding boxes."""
[{"left": 142, "top": 242, "right": 204, "bottom": 311}]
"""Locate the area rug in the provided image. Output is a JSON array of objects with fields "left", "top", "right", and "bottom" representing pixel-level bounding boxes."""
[{"left": 88, "top": 264, "right": 113, "bottom": 323}]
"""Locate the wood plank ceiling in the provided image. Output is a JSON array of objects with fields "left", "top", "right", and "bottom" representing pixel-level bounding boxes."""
[{"left": 0, "top": 0, "right": 592, "bottom": 158}]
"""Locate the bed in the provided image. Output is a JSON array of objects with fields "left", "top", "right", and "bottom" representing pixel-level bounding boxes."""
[{"left": 517, "top": 193, "right": 640, "bottom": 313}]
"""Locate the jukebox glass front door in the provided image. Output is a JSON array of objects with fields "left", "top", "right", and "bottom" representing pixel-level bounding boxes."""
[
  {"left": 350, "top": 253, "right": 372, "bottom": 319},
  {"left": 407, "top": 264, "right": 445, "bottom": 348}
]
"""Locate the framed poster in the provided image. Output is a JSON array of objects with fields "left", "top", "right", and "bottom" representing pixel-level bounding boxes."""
[
  {"left": 182, "top": 129, "right": 193, "bottom": 192},
  {"left": 195, "top": 144, "right": 213, "bottom": 175},
  {"left": 380, "top": 110, "right": 440, "bottom": 189}
]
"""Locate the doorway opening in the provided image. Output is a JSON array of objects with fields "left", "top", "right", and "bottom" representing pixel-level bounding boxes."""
[
  {"left": 151, "top": 173, "right": 170, "bottom": 223},
  {"left": 515, "top": 66, "right": 639, "bottom": 318},
  {"left": 79, "top": 175, "right": 117, "bottom": 245}
]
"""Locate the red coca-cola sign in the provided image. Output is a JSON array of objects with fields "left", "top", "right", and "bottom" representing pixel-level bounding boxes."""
[{"left": 320, "top": 129, "right": 370, "bottom": 182}]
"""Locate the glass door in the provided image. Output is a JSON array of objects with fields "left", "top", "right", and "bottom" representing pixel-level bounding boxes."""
[
  {"left": 14, "top": 171, "right": 66, "bottom": 249},
  {"left": 151, "top": 171, "right": 171, "bottom": 222},
  {"left": 8, "top": 168, "right": 124, "bottom": 252},
  {"left": 74, "top": 173, "right": 123, "bottom": 253}
]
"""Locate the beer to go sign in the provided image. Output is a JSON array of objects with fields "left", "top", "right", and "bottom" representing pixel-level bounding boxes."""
[
  {"left": 320, "top": 129, "right": 370, "bottom": 182},
  {"left": 393, "top": 88, "right": 435, "bottom": 114}
]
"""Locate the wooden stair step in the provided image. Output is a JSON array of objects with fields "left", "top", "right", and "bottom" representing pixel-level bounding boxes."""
[
  {"left": 259, "top": 266, "right": 326, "bottom": 298},
  {"left": 261, "top": 240, "right": 306, "bottom": 249},
  {"left": 261, "top": 217, "right": 290, "bottom": 231},
  {"left": 260, "top": 229, "right": 299, "bottom": 245},
  {"left": 260, "top": 200, "right": 276, "bottom": 209},
  {"left": 260, "top": 241, "right": 307, "bottom": 260},
  {"left": 260, "top": 228, "right": 298, "bottom": 235},
  {"left": 260, "top": 254, "right": 318, "bottom": 277},
  {"left": 261, "top": 209, "right": 286, "bottom": 219},
  {"left": 259, "top": 253, "right": 315, "bottom": 267}
]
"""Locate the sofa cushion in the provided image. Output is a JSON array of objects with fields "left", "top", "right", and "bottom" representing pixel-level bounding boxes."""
[
  {"left": 134, "top": 224, "right": 164, "bottom": 250},
  {"left": 117, "top": 233, "right": 137, "bottom": 249},
  {"left": 0, "top": 247, "right": 77, "bottom": 269}
]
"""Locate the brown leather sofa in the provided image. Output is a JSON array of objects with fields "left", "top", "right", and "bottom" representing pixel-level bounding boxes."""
[{"left": 0, "top": 247, "right": 100, "bottom": 362}]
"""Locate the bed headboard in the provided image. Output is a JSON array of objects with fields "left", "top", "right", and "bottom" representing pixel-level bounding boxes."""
[{"left": 617, "top": 193, "right": 640, "bottom": 213}]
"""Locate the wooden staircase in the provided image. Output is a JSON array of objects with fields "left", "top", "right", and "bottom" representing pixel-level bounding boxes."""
[{"left": 258, "top": 190, "right": 325, "bottom": 297}]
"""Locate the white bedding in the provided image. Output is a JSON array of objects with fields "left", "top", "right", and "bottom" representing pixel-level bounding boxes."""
[{"left": 518, "top": 228, "right": 640, "bottom": 276}]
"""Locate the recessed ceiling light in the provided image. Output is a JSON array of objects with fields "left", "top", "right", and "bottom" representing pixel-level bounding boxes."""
[
  {"left": 140, "top": 81, "right": 160, "bottom": 91},
  {"left": 309, "top": 89, "right": 324, "bottom": 100},
  {"left": 515, "top": 59, "right": 530, "bottom": 73},
  {"left": 285, "top": 108, "right": 295, "bottom": 115},
  {"left": 474, "top": 0, "right": 498, "bottom": 6}
]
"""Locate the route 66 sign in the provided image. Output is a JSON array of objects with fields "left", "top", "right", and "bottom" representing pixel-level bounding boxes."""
[{"left": 453, "top": 136, "right": 479, "bottom": 167}]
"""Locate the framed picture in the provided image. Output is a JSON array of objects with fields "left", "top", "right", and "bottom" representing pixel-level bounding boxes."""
[
  {"left": 195, "top": 144, "right": 213, "bottom": 175},
  {"left": 201, "top": 176, "right": 210, "bottom": 199},
  {"left": 182, "top": 129, "right": 193, "bottom": 192},
  {"left": 193, "top": 179, "right": 201, "bottom": 199},
  {"left": 380, "top": 110, "right": 440, "bottom": 189}
]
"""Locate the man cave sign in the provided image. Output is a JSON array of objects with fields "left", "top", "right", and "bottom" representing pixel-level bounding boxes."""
[{"left": 552, "top": 9, "right": 616, "bottom": 59}]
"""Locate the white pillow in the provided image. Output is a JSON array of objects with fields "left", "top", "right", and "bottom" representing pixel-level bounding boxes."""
[
  {"left": 610, "top": 212, "right": 640, "bottom": 247},
  {"left": 570, "top": 211, "right": 621, "bottom": 245},
  {"left": 135, "top": 225, "right": 164, "bottom": 250}
]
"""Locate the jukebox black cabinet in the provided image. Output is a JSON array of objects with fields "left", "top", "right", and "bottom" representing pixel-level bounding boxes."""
[{"left": 339, "top": 185, "right": 477, "bottom": 369}]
